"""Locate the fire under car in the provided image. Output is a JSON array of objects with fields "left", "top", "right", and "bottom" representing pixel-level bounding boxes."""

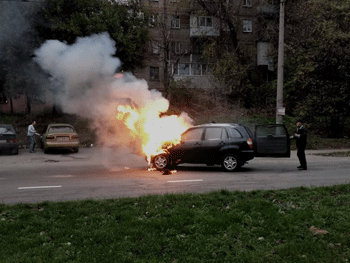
[{"left": 151, "top": 123, "right": 290, "bottom": 172}]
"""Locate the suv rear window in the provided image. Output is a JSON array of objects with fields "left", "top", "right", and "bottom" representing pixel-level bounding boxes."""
[{"left": 228, "top": 128, "right": 243, "bottom": 138}]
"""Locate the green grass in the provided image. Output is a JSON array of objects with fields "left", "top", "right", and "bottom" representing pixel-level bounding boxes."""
[{"left": 1, "top": 185, "right": 350, "bottom": 262}]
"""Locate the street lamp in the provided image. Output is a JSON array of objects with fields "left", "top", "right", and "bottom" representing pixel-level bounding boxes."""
[{"left": 276, "top": 0, "right": 286, "bottom": 124}]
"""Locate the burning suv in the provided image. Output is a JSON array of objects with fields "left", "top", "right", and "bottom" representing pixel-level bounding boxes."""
[{"left": 151, "top": 123, "right": 290, "bottom": 172}]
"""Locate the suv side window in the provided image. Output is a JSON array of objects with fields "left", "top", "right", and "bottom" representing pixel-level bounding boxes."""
[
  {"left": 229, "top": 128, "right": 243, "bottom": 138},
  {"left": 205, "top": 127, "right": 223, "bottom": 140},
  {"left": 182, "top": 128, "right": 204, "bottom": 141}
]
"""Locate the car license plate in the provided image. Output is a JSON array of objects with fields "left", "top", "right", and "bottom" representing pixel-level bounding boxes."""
[
  {"left": 0, "top": 140, "right": 7, "bottom": 144},
  {"left": 57, "top": 137, "right": 69, "bottom": 142}
]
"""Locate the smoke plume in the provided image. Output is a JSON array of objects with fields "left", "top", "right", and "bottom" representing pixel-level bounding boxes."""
[{"left": 34, "top": 32, "right": 192, "bottom": 168}]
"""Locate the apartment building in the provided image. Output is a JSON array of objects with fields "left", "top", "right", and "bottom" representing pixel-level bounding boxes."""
[{"left": 132, "top": 0, "right": 279, "bottom": 91}]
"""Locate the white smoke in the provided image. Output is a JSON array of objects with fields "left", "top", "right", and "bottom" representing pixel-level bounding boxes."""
[{"left": 34, "top": 32, "right": 192, "bottom": 167}]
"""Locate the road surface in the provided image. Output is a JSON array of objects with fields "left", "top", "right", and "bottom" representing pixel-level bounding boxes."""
[{"left": 0, "top": 147, "right": 349, "bottom": 204}]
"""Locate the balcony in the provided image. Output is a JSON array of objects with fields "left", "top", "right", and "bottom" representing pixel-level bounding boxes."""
[{"left": 190, "top": 15, "right": 220, "bottom": 37}]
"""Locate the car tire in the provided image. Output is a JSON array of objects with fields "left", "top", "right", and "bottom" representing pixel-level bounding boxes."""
[
  {"left": 153, "top": 154, "right": 170, "bottom": 170},
  {"left": 221, "top": 153, "right": 240, "bottom": 172},
  {"left": 73, "top": 147, "right": 79, "bottom": 153}
]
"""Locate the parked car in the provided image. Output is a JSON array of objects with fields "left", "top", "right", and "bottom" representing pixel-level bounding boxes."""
[
  {"left": 40, "top": 123, "right": 79, "bottom": 153},
  {"left": 151, "top": 123, "right": 290, "bottom": 172},
  {"left": 0, "top": 124, "right": 19, "bottom": 155}
]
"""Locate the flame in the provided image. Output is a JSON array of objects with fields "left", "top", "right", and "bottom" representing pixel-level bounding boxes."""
[{"left": 116, "top": 104, "right": 190, "bottom": 162}]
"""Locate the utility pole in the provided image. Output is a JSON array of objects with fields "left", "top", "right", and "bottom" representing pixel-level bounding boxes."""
[{"left": 276, "top": 0, "right": 286, "bottom": 124}]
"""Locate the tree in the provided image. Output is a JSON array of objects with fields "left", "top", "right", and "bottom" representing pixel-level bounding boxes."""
[
  {"left": 282, "top": 0, "right": 350, "bottom": 137},
  {"left": 35, "top": 0, "right": 150, "bottom": 71},
  {"left": 0, "top": 0, "right": 44, "bottom": 100},
  {"left": 189, "top": 0, "right": 270, "bottom": 108}
]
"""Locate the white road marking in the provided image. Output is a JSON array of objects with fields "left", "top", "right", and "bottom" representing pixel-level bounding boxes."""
[
  {"left": 18, "top": 186, "right": 62, "bottom": 190},
  {"left": 167, "top": 179, "right": 203, "bottom": 183},
  {"left": 49, "top": 175, "right": 74, "bottom": 178}
]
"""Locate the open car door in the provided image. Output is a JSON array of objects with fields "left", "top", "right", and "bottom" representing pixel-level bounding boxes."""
[{"left": 254, "top": 124, "right": 290, "bottom": 157}]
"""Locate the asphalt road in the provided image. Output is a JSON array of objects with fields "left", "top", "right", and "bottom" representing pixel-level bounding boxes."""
[{"left": 0, "top": 147, "right": 349, "bottom": 204}]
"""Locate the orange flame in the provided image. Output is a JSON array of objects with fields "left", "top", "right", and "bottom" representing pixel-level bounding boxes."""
[{"left": 116, "top": 104, "right": 190, "bottom": 162}]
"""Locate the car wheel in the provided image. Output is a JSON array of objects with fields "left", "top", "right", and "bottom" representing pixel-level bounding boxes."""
[
  {"left": 153, "top": 154, "right": 169, "bottom": 170},
  {"left": 221, "top": 154, "right": 240, "bottom": 172},
  {"left": 73, "top": 147, "right": 79, "bottom": 153}
]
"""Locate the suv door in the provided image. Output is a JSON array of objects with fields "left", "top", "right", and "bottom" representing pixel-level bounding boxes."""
[
  {"left": 200, "top": 127, "right": 229, "bottom": 164},
  {"left": 169, "top": 127, "right": 204, "bottom": 163},
  {"left": 254, "top": 124, "right": 290, "bottom": 157}
]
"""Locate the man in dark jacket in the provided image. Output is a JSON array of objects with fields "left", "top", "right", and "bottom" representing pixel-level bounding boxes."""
[{"left": 291, "top": 121, "right": 307, "bottom": 170}]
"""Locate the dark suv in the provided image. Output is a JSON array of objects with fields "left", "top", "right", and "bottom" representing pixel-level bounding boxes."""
[{"left": 151, "top": 123, "right": 290, "bottom": 172}]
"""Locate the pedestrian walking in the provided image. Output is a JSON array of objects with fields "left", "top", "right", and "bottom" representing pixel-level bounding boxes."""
[
  {"left": 27, "top": 121, "right": 39, "bottom": 153},
  {"left": 291, "top": 120, "right": 307, "bottom": 170}
]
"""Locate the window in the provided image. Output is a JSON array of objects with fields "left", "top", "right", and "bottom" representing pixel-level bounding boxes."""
[
  {"left": 0, "top": 93, "right": 8, "bottom": 104},
  {"left": 198, "top": 16, "right": 213, "bottom": 27},
  {"left": 152, "top": 41, "right": 159, "bottom": 54},
  {"left": 205, "top": 128, "right": 223, "bottom": 140},
  {"left": 182, "top": 128, "right": 204, "bottom": 141},
  {"left": 193, "top": 38, "right": 203, "bottom": 54},
  {"left": 173, "top": 63, "right": 207, "bottom": 76},
  {"left": 174, "top": 41, "right": 181, "bottom": 54},
  {"left": 149, "top": 14, "right": 157, "bottom": 27},
  {"left": 243, "top": 19, "right": 252, "bottom": 32},
  {"left": 202, "top": 64, "right": 207, "bottom": 74},
  {"left": 0, "top": 126, "right": 15, "bottom": 135},
  {"left": 172, "top": 15, "right": 180, "bottom": 28},
  {"left": 229, "top": 128, "right": 243, "bottom": 138},
  {"left": 179, "top": 64, "right": 190, "bottom": 75},
  {"left": 192, "top": 64, "right": 201, "bottom": 75},
  {"left": 243, "top": 0, "right": 252, "bottom": 7},
  {"left": 150, "top": 67, "right": 159, "bottom": 80},
  {"left": 171, "top": 41, "right": 181, "bottom": 54},
  {"left": 48, "top": 126, "right": 75, "bottom": 133}
]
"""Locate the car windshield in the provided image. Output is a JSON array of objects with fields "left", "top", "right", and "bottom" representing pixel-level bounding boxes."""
[
  {"left": 48, "top": 126, "right": 75, "bottom": 133},
  {"left": 0, "top": 126, "right": 15, "bottom": 135}
]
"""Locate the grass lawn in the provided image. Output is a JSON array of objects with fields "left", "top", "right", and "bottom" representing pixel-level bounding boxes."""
[{"left": 1, "top": 185, "right": 350, "bottom": 262}]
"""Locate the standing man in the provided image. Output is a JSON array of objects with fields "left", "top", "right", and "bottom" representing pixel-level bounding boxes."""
[
  {"left": 27, "top": 121, "right": 38, "bottom": 153},
  {"left": 291, "top": 120, "right": 307, "bottom": 170}
]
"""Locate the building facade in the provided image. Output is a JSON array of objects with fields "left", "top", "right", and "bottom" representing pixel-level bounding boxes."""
[{"left": 133, "top": 0, "right": 279, "bottom": 91}]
